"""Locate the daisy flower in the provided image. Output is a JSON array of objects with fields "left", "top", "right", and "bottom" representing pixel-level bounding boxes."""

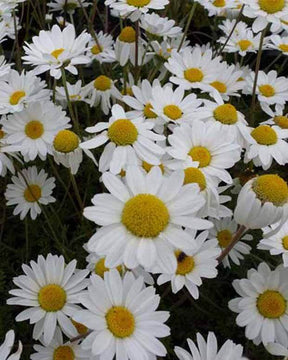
[
  {"left": 167, "top": 121, "right": 241, "bottom": 184},
  {"left": 156, "top": 230, "right": 219, "bottom": 299},
  {"left": 260, "top": 103, "right": 288, "bottom": 127},
  {"left": 267, "top": 34, "right": 288, "bottom": 55},
  {"left": 165, "top": 47, "right": 221, "bottom": 91},
  {"left": 31, "top": 327, "right": 92, "bottom": 360},
  {"left": 151, "top": 35, "right": 190, "bottom": 60},
  {"left": 7, "top": 254, "right": 89, "bottom": 345},
  {"left": 82, "top": 75, "right": 121, "bottom": 115},
  {"left": 244, "top": 124, "right": 288, "bottom": 170},
  {"left": 175, "top": 332, "right": 247, "bottom": 360},
  {"left": 1, "top": 101, "right": 70, "bottom": 161},
  {"left": 47, "top": 0, "right": 90, "bottom": 14},
  {"left": 84, "top": 166, "right": 212, "bottom": 271},
  {"left": 208, "top": 217, "right": 252, "bottom": 268},
  {"left": 87, "top": 31, "right": 115, "bottom": 64},
  {"left": 259, "top": 220, "right": 288, "bottom": 267},
  {"left": 242, "top": 0, "right": 288, "bottom": 33},
  {"left": 80, "top": 104, "right": 165, "bottom": 175},
  {"left": 243, "top": 70, "right": 288, "bottom": 108},
  {"left": 150, "top": 84, "right": 202, "bottom": 125},
  {"left": 73, "top": 269, "right": 170, "bottom": 359},
  {"left": 22, "top": 24, "right": 91, "bottom": 79},
  {"left": 197, "top": 0, "right": 236, "bottom": 17},
  {"left": 0, "top": 69, "right": 50, "bottom": 115},
  {"left": 105, "top": 0, "right": 169, "bottom": 22},
  {"left": 234, "top": 174, "right": 288, "bottom": 229},
  {"left": 55, "top": 80, "right": 86, "bottom": 106},
  {"left": 229, "top": 262, "right": 288, "bottom": 346},
  {"left": 0, "top": 330, "right": 22, "bottom": 360},
  {"left": 193, "top": 97, "right": 253, "bottom": 147},
  {"left": 140, "top": 13, "right": 182, "bottom": 38},
  {"left": 52, "top": 130, "right": 97, "bottom": 175},
  {"left": 0, "top": 130, "right": 17, "bottom": 176}
]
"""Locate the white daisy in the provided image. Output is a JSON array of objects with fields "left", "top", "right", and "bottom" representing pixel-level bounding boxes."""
[
  {"left": 267, "top": 34, "right": 288, "bottom": 55},
  {"left": 151, "top": 35, "right": 190, "bottom": 60},
  {"left": 229, "top": 262, "right": 288, "bottom": 347},
  {"left": 7, "top": 254, "right": 89, "bottom": 345},
  {"left": 167, "top": 121, "right": 241, "bottom": 184},
  {"left": 22, "top": 24, "right": 91, "bottom": 79},
  {"left": 5, "top": 166, "right": 56, "bottom": 220},
  {"left": 80, "top": 104, "right": 165, "bottom": 175},
  {"left": 174, "top": 332, "right": 247, "bottom": 360},
  {"left": 55, "top": 80, "right": 86, "bottom": 106},
  {"left": 84, "top": 166, "right": 212, "bottom": 271},
  {"left": 234, "top": 174, "right": 288, "bottom": 230},
  {"left": 140, "top": 12, "right": 182, "bottom": 38},
  {"left": 208, "top": 217, "right": 252, "bottom": 268},
  {"left": 0, "top": 69, "right": 50, "bottom": 115},
  {"left": 87, "top": 31, "right": 115, "bottom": 64},
  {"left": 0, "top": 330, "right": 22, "bottom": 360},
  {"left": 156, "top": 230, "right": 219, "bottom": 299},
  {"left": 1, "top": 101, "right": 70, "bottom": 161},
  {"left": 47, "top": 0, "right": 90, "bottom": 14},
  {"left": 73, "top": 269, "right": 170, "bottom": 359},
  {"left": 260, "top": 103, "right": 288, "bottom": 127},
  {"left": 196, "top": 0, "right": 236, "bottom": 17}
]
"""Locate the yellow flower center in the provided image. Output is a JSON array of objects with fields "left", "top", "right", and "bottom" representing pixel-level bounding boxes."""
[
  {"left": 252, "top": 174, "right": 288, "bottom": 206},
  {"left": 51, "top": 48, "right": 64, "bottom": 59},
  {"left": 142, "top": 161, "right": 164, "bottom": 174},
  {"left": 213, "top": 104, "right": 238, "bottom": 125},
  {"left": 0, "top": 129, "right": 4, "bottom": 139},
  {"left": 122, "top": 194, "right": 170, "bottom": 238},
  {"left": 274, "top": 115, "right": 288, "bottom": 129},
  {"left": 282, "top": 236, "right": 288, "bottom": 250},
  {"left": 94, "top": 258, "right": 122, "bottom": 278},
  {"left": 175, "top": 250, "right": 195, "bottom": 275},
  {"left": 237, "top": 39, "right": 253, "bottom": 51},
  {"left": 183, "top": 167, "right": 206, "bottom": 190},
  {"left": 24, "top": 184, "right": 42, "bottom": 202},
  {"left": 38, "top": 284, "right": 66, "bottom": 312},
  {"left": 210, "top": 81, "right": 227, "bottom": 93},
  {"left": 106, "top": 306, "right": 135, "bottom": 338},
  {"left": 91, "top": 44, "right": 103, "bottom": 55},
  {"left": 163, "top": 105, "right": 182, "bottom": 120},
  {"left": 9, "top": 90, "right": 26, "bottom": 105},
  {"left": 53, "top": 130, "right": 79, "bottom": 153},
  {"left": 189, "top": 146, "right": 211, "bottom": 168},
  {"left": 25, "top": 120, "right": 44, "bottom": 139},
  {"left": 71, "top": 320, "right": 88, "bottom": 335},
  {"left": 108, "top": 119, "right": 138, "bottom": 146},
  {"left": 53, "top": 346, "right": 75, "bottom": 360},
  {"left": 127, "top": 0, "right": 151, "bottom": 6},
  {"left": 258, "top": 0, "right": 285, "bottom": 13},
  {"left": 94, "top": 75, "right": 112, "bottom": 91},
  {"left": 213, "top": 0, "right": 226, "bottom": 7},
  {"left": 119, "top": 27, "right": 136, "bottom": 43},
  {"left": 217, "top": 229, "right": 232, "bottom": 248},
  {"left": 121, "top": 87, "right": 134, "bottom": 96},
  {"left": 251, "top": 125, "right": 277, "bottom": 145},
  {"left": 257, "top": 290, "right": 286, "bottom": 318},
  {"left": 279, "top": 44, "right": 288, "bottom": 52},
  {"left": 70, "top": 94, "right": 81, "bottom": 101},
  {"left": 184, "top": 68, "right": 204, "bottom": 83},
  {"left": 144, "top": 103, "right": 157, "bottom": 119},
  {"left": 259, "top": 84, "right": 275, "bottom": 97}
]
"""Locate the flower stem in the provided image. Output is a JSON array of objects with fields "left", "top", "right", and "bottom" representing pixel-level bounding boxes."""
[
  {"left": 177, "top": 1, "right": 197, "bottom": 52},
  {"left": 217, "top": 225, "right": 246, "bottom": 263}
]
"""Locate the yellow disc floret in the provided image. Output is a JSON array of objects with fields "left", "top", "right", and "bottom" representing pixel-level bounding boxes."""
[
  {"left": 71, "top": 320, "right": 88, "bottom": 335},
  {"left": 175, "top": 250, "right": 195, "bottom": 275},
  {"left": 217, "top": 229, "right": 232, "bottom": 248},
  {"left": 237, "top": 39, "right": 253, "bottom": 51},
  {"left": 24, "top": 184, "right": 42, "bottom": 202},
  {"left": 51, "top": 48, "right": 64, "bottom": 59},
  {"left": 106, "top": 306, "right": 135, "bottom": 338},
  {"left": 274, "top": 115, "right": 288, "bottom": 129},
  {"left": 184, "top": 167, "right": 206, "bottom": 190},
  {"left": 252, "top": 174, "right": 288, "bottom": 206},
  {"left": 9, "top": 90, "right": 26, "bottom": 105},
  {"left": 144, "top": 103, "right": 157, "bottom": 119},
  {"left": 213, "top": 104, "right": 238, "bottom": 125},
  {"left": 258, "top": 0, "right": 285, "bottom": 14},
  {"left": 259, "top": 84, "right": 275, "bottom": 97},
  {"left": 127, "top": 0, "right": 151, "bottom": 6},
  {"left": 257, "top": 290, "right": 286, "bottom": 318},
  {"left": 184, "top": 68, "right": 204, "bottom": 83},
  {"left": 251, "top": 125, "right": 277, "bottom": 145},
  {"left": 108, "top": 119, "right": 138, "bottom": 146},
  {"left": 94, "top": 75, "right": 112, "bottom": 91},
  {"left": 142, "top": 161, "right": 164, "bottom": 174},
  {"left": 213, "top": 0, "right": 226, "bottom": 6},
  {"left": 91, "top": 44, "right": 103, "bottom": 55},
  {"left": 0, "top": 129, "right": 4, "bottom": 139},
  {"left": 53, "top": 346, "right": 75, "bottom": 360},
  {"left": 38, "top": 284, "right": 66, "bottom": 312},
  {"left": 279, "top": 44, "right": 288, "bottom": 52},
  {"left": 94, "top": 258, "right": 122, "bottom": 278},
  {"left": 119, "top": 27, "right": 136, "bottom": 43},
  {"left": 122, "top": 194, "right": 169, "bottom": 238},
  {"left": 163, "top": 105, "right": 182, "bottom": 120},
  {"left": 189, "top": 146, "right": 211, "bottom": 168},
  {"left": 53, "top": 130, "right": 79, "bottom": 153},
  {"left": 25, "top": 120, "right": 44, "bottom": 139},
  {"left": 282, "top": 236, "right": 288, "bottom": 250},
  {"left": 210, "top": 81, "right": 227, "bottom": 94}
]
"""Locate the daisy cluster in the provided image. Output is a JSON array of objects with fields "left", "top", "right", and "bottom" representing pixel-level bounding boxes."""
[{"left": 2, "top": 0, "right": 288, "bottom": 359}]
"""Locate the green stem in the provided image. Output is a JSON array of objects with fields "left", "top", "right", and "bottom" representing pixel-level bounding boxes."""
[
  {"left": 70, "top": 171, "right": 84, "bottom": 213},
  {"left": 177, "top": 1, "right": 197, "bottom": 52}
]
